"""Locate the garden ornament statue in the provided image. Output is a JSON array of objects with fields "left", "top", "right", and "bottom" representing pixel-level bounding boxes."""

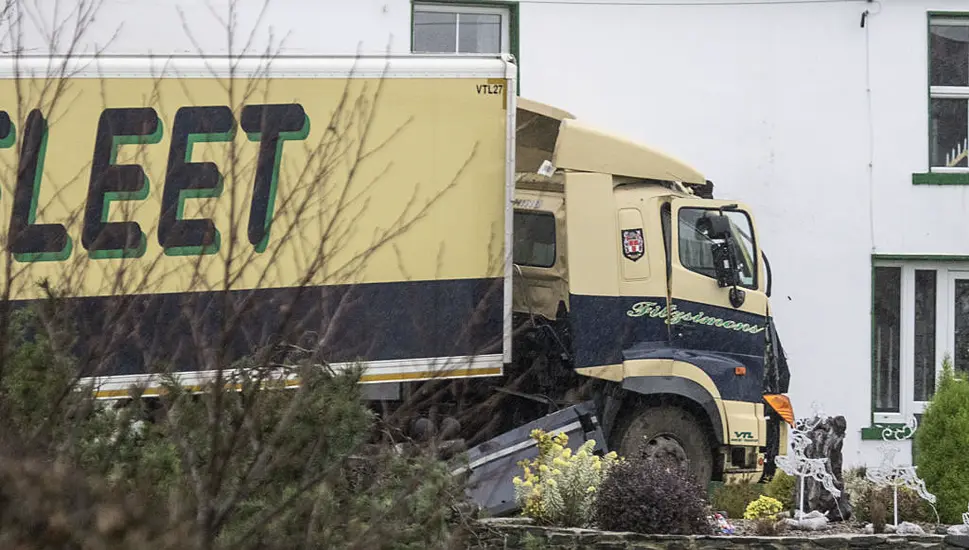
[
  {"left": 800, "top": 407, "right": 852, "bottom": 520},
  {"left": 864, "top": 416, "right": 938, "bottom": 528},
  {"left": 774, "top": 402, "right": 841, "bottom": 522}
]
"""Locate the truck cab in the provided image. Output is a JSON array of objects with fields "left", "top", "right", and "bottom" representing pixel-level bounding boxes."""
[{"left": 509, "top": 98, "right": 792, "bottom": 487}]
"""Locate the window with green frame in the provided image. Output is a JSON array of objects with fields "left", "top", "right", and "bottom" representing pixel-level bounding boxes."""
[
  {"left": 915, "top": 14, "right": 969, "bottom": 184},
  {"left": 411, "top": 2, "right": 511, "bottom": 55},
  {"left": 869, "top": 257, "right": 969, "bottom": 431}
]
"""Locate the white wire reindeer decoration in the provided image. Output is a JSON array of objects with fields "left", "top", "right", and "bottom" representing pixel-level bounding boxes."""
[
  {"left": 864, "top": 416, "right": 938, "bottom": 528},
  {"left": 774, "top": 402, "right": 841, "bottom": 520}
]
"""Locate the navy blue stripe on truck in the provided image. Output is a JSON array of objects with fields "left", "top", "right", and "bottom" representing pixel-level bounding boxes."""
[
  {"left": 569, "top": 294, "right": 766, "bottom": 403},
  {"left": 25, "top": 277, "right": 504, "bottom": 379}
]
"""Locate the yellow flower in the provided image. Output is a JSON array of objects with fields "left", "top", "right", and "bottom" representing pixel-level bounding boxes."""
[
  {"left": 744, "top": 495, "right": 783, "bottom": 520},
  {"left": 513, "top": 426, "right": 624, "bottom": 525}
]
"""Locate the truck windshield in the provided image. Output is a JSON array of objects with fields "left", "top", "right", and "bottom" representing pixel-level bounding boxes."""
[
  {"left": 513, "top": 210, "right": 556, "bottom": 268},
  {"left": 678, "top": 208, "right": 757, "bottom": 289}
]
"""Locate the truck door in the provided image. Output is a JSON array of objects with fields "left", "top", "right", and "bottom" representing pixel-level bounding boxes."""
[{"left": 666, "top": 198, "right": 769, "bottom": 404}]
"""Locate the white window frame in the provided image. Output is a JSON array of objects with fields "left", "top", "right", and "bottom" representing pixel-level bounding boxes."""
[
  {"left": 871, "top": 259, "right": 969, "bottom": 425},
  {"left": 928, "top": 16, "right": 969, "bottom": 174},
  {"left": 412, "top": 2, "right": 511, "bottom": 55}
]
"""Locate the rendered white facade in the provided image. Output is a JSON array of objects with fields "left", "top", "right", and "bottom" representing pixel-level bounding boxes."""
[{"left": 17, "top": 0, "right": 969, "bottom": 468}]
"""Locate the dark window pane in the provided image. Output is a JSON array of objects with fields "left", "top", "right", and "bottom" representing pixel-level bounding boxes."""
[
  {"left": 677, "top": 207, "right": 757, "bottom": 290},
  {"left": 873, "top": 266, "right": 901, "bottom": 412},
  {"left": 458, "top": 13, "right": 501, "bottom": 53},
  {"left": 955, "top": 280, "right": 969, "bottom": 374},
  {"left": 914, "top": 270, "right": 937, "bottom": 401},
  {"left": 930, "top": 99, "right": 968, "bottom": 168},
  {"left": 723, "top": 210, "right": 756, "bottom": 288},
  {"left": 678, "top": 208, "right": 717, "bottom": 280},
  {"left": 513, "top": 211, "right": 555, "bottom": 268},
  {"left": 930, "top": 22, "right": 969, "bottom": 87},
  {"left": 413, "top": 11, "right": 456, "bottom": 53}
]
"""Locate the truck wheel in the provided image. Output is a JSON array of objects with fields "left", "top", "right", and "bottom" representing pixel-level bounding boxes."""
[{"left": 615, "top": 405, "right": 713, "bottom": 489}]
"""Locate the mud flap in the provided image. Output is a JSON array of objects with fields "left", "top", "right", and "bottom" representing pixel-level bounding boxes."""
[{"left": 451, "top": 401, "right": 606, "bottom": 517}]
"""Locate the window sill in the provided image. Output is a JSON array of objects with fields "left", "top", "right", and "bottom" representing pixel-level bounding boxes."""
[
  {"left": 912, "top": 172, "right": 969, "bottom": 185},
  {"left": 860, "top": 423, "right": 906, "bottom": 440}
]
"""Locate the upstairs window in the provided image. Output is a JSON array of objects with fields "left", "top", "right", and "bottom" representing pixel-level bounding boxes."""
[
  {"left": 412, "top": 3, "right": 510, "bottom": 54},
  {"left": 928, "top": 15, "right": 969, "bottom": 173}
]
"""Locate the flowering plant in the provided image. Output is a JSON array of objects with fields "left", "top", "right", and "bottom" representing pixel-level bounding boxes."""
[
  {"left": 744, "top": 495, "right": 786, "bottom": 535},
  {"left": 744, "top": 495, "right": 784, "bottom": 520},
  {"left": 512, "top": 429, "right": 621, "bottom": 527}
]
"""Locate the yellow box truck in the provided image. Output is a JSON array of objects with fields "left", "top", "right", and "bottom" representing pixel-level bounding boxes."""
[{"left": 0, "top": 53, "right": 792, "bottom": 513}]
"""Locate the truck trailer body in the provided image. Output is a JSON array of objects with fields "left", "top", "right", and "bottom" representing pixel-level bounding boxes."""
[
  {"left": 0, "top": 53, "right": 792, "bottom": 509},
  {"left": 0, "top": 54, "right": 516, "bottom": 394}
]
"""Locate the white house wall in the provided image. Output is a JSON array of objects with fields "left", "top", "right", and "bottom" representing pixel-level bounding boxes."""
[
  {"left": 519, "top": 0, "right": 877, "bottom": 467},
  {"left": 13, "top": 0, "right": 968, "bottom": 468},
  {"left": 15, "top": 0, "right": 410, "bottom": 56},
  {"left": 516, "top": 0, "right": 969, "bottom": 468}
]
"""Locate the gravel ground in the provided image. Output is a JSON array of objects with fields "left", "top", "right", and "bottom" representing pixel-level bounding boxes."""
[{"left": 716, "top": 518, "right": 947, "bottom": 537}]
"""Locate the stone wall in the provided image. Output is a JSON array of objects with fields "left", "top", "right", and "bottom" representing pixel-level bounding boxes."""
[{"left": 465, "top": 519, "right": 969, "bottom": 550}]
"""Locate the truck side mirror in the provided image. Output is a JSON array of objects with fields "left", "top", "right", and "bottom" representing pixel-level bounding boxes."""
[
  {"left": 699, "top": 213, "right": 739, "bottom": 287},
  {"left": 711, "top": 240, "right": 740, "bottom": 288},
  {"left": 712, "top": 240, "right": 747, "bottom": 308},
  {"left": 698, "top": 211, "right": 747, "bottom": 308}
]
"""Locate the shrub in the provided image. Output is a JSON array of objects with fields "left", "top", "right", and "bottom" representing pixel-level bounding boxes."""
[
  {"left": 763, "top": 470, "right": 797, "bottom": 513},
  {"left": 710, "top": 479, "right": 763, "bottom": 519},
  {"left": 871, "top": 493, "right": 887, "bottom": 534},
  {"left": 860, "top": 485, "right": 936, "bottom": 525},
  {"left": 744, "top": 495, "right": 783, "bottom": 520},
  {"left": 843, "top": 467, "right": 868, "bottom": 502},
  {"left": 593, "top": 457, "right": 713, "bottom": 535},
  {"left": 512, "top": 429, "right": 621, "bottom": 528},
  {"left": 0, "top": 305, "right": 91, "bottom": 451},
  {"left": 915, "top": 354, "right": 969, "bottom": 524},
  {"left": 848, "top": 468, "right": 936, "bottom": 525},
  {"left": 0, "top": 450, "right": 198, "bottom": 550},
  {"left": 744, "top": 495, "right": 785, "bottom": 535},
  {"left": 0, "top": 306, "right": 469, "bottom": 550}
]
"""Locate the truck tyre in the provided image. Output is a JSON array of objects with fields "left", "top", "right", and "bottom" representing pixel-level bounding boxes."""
[{"left": 614, "top": 405, "right": 714, "bottom": 489}]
